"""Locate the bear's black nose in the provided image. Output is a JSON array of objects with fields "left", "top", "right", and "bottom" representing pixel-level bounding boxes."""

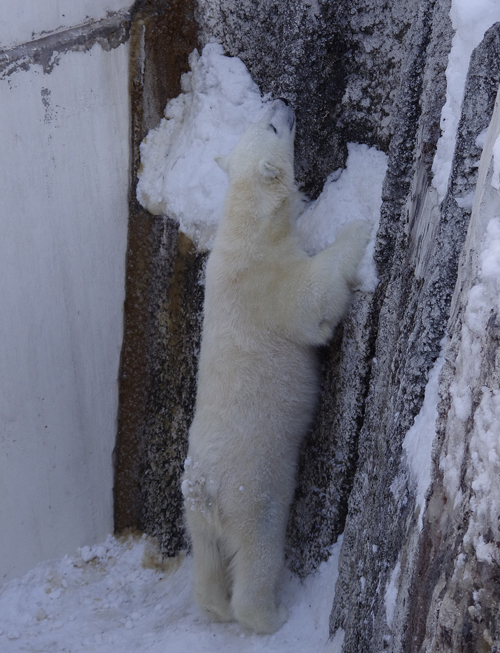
[{"left": 278, "top": 97, "right": 290, "bottom": 106}]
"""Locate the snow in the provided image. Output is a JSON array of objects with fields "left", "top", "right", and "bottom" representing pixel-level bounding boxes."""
[
  {"left": 402, "top": 341, "right": 446, "bottom": 531},
  {"left": 137, "top": 42, "right": 270, "bottom": 250},
  {"left": 492, "top": 132, "right": 500, "bottom": 190},
  {"left": 295, "top": 143, "right": 387, "bottom": 292},
  {"left": 330, "top": 627, "right": 346, "bottom": 652},
  {"left": 384, "top": 556, "right": 401, "bottom": 630},
  {"left": 431, "top": 0, "right": 500, "bottom": 201},
  {"left": 137, "top": 42, "right": 387, "bottom": 277},
  {"left": 0, "top": 533, "right": 343, "bottom": 652},
  {"left": 466, "top": 387, "right": 500, "bottom": 564}
]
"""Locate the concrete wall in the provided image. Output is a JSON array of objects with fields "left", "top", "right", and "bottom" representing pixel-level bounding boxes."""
[{"left": 0, "top": 5, "right": 131, "bottom": 584}]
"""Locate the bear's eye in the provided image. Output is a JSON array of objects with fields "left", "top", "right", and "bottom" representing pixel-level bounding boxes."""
[{"left": 268, "top": 123, "right": 278, "bottom": 134}]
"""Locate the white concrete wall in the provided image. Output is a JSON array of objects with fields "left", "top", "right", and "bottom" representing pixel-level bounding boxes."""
[
  {"left": 0, "top": 30, "right": 130, "bottom": 583},
  {"left": 0, "top": 1, "right": 132, "bottom": 50}
]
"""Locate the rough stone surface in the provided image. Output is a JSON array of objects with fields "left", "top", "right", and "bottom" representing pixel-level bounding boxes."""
[
  {"left": 141, "top": 227, "right": 206, "bottom": 554},
  {"left": 196, "top": 0, "right": 417, "bottom": 198},
  {"left": 286, "top": 292, "right": 374, "bottom": 575},
  {"left": 400, "top": 25, "right": 500, "bottom": 653},
  {"left": 330, "top": 18, "right": 500, "bottom": 653}
]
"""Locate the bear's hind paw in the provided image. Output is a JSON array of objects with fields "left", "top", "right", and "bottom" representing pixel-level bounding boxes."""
[
  {"left": 199, "top": 600, "right": 234, "bottom": 624},
  {"left": 234, "top": 601, "right": 289, "bottom": 635}
]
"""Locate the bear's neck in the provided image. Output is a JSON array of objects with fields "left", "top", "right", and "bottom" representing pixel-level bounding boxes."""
[{"left": 219, "top": 181, "right": 292, "bottom": 251}]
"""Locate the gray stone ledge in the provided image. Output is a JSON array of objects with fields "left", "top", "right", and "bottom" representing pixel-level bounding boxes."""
[{"left": 0, "top": 10, "right": 131, "bottom": 78}]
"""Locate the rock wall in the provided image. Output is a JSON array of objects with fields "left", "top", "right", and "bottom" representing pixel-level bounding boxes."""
[
  {"left": 115, "top": 0, "right": 500, "bottom": 649},
  {"left": 397, "top": 28, "right": 500, "bottom": 653},
  {"left": 328, "top": 18, "right": 500, "bottom": 653},
  {"left": 196, "top": 0, "right": 419, "bottom": 197}
]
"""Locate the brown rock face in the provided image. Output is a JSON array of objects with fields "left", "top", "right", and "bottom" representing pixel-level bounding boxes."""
[{"left": 113, "top": 0, "right": 201, "bottom": 552}]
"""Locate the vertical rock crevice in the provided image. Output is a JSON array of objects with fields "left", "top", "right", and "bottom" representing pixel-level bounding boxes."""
[{"left": 114, "top": 0, "right": 200, "bottom": 541}]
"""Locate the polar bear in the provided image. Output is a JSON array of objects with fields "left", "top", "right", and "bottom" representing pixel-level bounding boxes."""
[{"left": 182, "top": 99, "right": 370, "bottom": 634}]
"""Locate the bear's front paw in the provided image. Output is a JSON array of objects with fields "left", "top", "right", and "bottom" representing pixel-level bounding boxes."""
[
  {"left": 337, "top": 219, "right": 372, "bottom": 247},
  {"left": 318, "top": 319, "right": 334, "bottom": 344},
  {"left": 334, "top": 220, "right": 372, "bottom": 287},
  {"left": 290, "top": 187, "right": 310, "bottom": 221}
]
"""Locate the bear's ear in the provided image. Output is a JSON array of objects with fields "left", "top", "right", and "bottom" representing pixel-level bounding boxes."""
[
  {"left": 214, "top": 154, "right": 229, "bottom": 174},
  {"left": 258, "top": 159, "right": 280, "bottom": 180}
]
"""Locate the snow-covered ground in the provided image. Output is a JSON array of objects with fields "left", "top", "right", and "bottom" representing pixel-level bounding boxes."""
[{"left": 0, "top": 534, "right": 341, "bottom": 653}]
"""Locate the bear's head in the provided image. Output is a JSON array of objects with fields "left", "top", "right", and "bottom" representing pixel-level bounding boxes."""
[{"left": 215, "top": 99, "right": 296, "bottom": 194}]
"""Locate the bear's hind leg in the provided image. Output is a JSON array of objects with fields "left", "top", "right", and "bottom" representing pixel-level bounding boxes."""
[
  {"left": 229, "top": 520, "right": 288, "bottom": 634},
  {"left": 188, "top": 515, "right": 233, "bottom": 623}
]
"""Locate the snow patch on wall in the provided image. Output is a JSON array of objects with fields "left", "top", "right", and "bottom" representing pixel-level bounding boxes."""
[
  {"left": 330, "top": 627, "right": 346, "bottom": 652},
  {"left": 384, "top": 555, "right": 401, "bottom": 630},
  {"left": 295, "top": 143, "right": 387, "bottom": 292},
  {"left": 432, "top": 0, "right": 500, "bottom": 201},
  {"left": 138, "top": 42, "right": 387, "bottom": 292},
  {"left": 137, "top": 42, "right": 270, "bottom": 250},
  {"left": 466, "top": 386, "right": 500, "bottom": 564},
  {"left": 492, "top": 132, "right": 500, "bottom": 190},
  {"left": 402, "top": 342, "right": 446, "bottom": 531}
]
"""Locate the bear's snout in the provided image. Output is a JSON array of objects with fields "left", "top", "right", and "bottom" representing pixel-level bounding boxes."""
[{"left": 270, "top": 99, "right": 296, "bottom": 132}]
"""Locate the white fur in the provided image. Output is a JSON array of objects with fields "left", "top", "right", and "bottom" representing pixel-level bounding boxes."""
[{"left": 182, "top": 100, "right": 370, "bottom": 634}]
